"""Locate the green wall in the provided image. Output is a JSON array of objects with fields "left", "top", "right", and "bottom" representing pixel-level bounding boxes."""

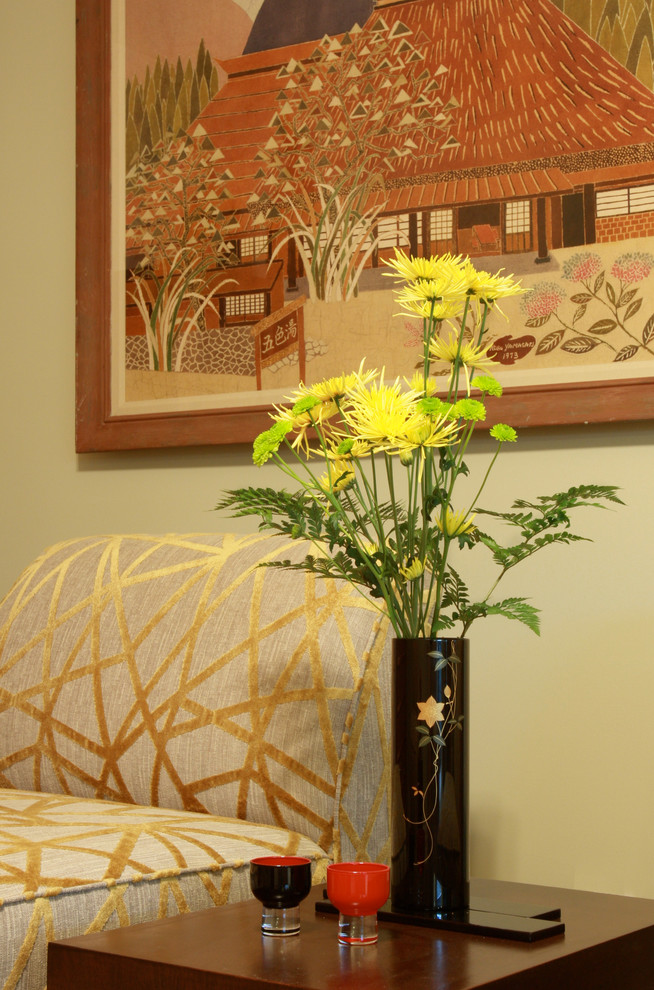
[{"left": 2, "top": 0, "right": 654, "bottom": 899}]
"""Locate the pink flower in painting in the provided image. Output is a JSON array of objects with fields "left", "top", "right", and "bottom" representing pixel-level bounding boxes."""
[
  {"left": 404, "top": 320, "right": 424, "bottom": 348},
  {"left": 520, "top": 282, "right": 566, "bottom": 320},
  {"left": 610, "top": 252, "right": 654, "bottom": 284},
  {"left": 561, "top": 252, "right": 602, "bottom": 282}
]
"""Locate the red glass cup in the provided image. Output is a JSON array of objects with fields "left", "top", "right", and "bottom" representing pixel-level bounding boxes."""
[
  {"left": 250, "top": 856, "right": 312, "bottom": 936},
  {"left": 326, "top": 862, "right": 390, "bottom": 944}
]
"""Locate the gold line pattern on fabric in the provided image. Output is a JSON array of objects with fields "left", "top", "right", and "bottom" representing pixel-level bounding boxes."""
[
  {"left": 0, "top": 790, "right": 327, "bottom": 904},
  {"left": 0, "top": 533, "right": 392, "bottom": 990}
]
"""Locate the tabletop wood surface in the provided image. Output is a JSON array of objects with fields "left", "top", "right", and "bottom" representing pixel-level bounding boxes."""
[{"left": 47, "top": 878, "right": 654, "bottom": 989}]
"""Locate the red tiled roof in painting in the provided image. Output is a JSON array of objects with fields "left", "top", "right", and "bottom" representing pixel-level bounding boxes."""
[
  {"left": 204, "top": 0, "right": 654, "bottom": 183},
  {"left": 433, "top": 0, "right": 654, "bottom": 169},
  {"left": 125, "top": 0, "right": 654, "bottom": 255},
  {"left": 381, "top": 166, "right": 575, "bottom": 213}
]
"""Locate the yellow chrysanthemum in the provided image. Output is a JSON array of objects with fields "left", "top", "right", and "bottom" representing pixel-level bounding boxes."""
[
  {"left": 385, "top": 251, "right": 525, "bottom": 307},
  {"left": 272, "top": 364, "right": 380, "bottom": 455},
  {"left": 383, "top": 249, "right": 464, "bottom": 283},
  {"left": 318, "top": 459, "right": 355, "bottom": 494},
  {"left": 462, "top": 260, "right": 526, "bottom": 302},
  {"left": 272, "top": 397, "right": 340, "bottom": 455},
  {"left": 429, "top": 332, "right": 497, "bottom": 392},
  {"left": 395, "top": 290, "right": 464, "bottom": 322},
  {"left": 398, "top": 274, "right": 469, "bottom": 303},
  {"left": 435, "top": 509, "right": 477, "bottom": 537},
  {"left": 282, "top": 375, "right": 340, "bottom": 410},
  {"left": 406, "top": 372, "right": 440, "bottom": 396},
  {"left": 304, "top": 363, "right": 377, "bottom": 403},
  {"left": 392, "top": 415, "right": 459, "bottom": 453},
  {"left": 400, "top": 559, "right": 425, "bottom": 581},
  {"left": 342, "top": 373, "right": 417, "bottom": 441},
  {"left": 320, "top": 438, "right": 372, "bottom": 461},
  {"left": 342, "top": 372, "right": 458, "bottom": 455}
]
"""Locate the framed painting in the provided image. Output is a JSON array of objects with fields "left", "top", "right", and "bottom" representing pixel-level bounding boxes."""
[{"left": 76, "top": 0, "right": 654, "bottom": 452}]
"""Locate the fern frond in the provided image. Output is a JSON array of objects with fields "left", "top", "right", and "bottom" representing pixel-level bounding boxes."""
[
  {"left": 484, "top": 597, "right": 541, "bottom": 635},
  {"left": 261, "top": 551, "right": 385, "bottom": 598},
  {"left": 440, "top": 566, "right": 471, "bottom": 610},
  {"left": 215, "top": 488, "right": 328, "bottom": 540},
  {"left": 477, "top": 530, "right": 587, "bottom": 569},
  {"left": 537, "top": 484, "right": 624, "bottom": 508},
  {"left": 215, "top": 487, "right": 306, "bottom": 518},
  {"left": 431, "top": 613, "right": 457, "bottom": 633},
  {"left": 457, "top": 597, "right": 540, "bottom": 635}
]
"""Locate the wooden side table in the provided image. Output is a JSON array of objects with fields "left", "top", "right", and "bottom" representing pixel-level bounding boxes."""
[{"left": 47, "top": 878, "right": 654, "bottom": 989}]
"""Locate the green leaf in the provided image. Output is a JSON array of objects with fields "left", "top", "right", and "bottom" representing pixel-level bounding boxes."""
[
  {"left": 440, "top": 566, "right": 471, "bottom": 610},
  {"left": 477, "top": 530, "right": 588, "bottom": 570},
  {"left": 431, "top": 614, "right": 456, "bottom": 633},
  {"left": 216, "top": 487, "right": 310, "bottom": 520},
  {"left": 485, "top": 598, "right": 541, "bottom": 635}
]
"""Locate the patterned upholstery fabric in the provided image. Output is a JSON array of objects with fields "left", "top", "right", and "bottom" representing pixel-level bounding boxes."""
[
  {"left": 0, "top": 789, "right": 328, "bottom": 990},
  {"left": 0, "top": 533, "right": 391, "bottom": 990}
]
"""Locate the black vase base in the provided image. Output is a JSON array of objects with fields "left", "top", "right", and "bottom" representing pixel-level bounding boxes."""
[{"left": 317, "top": 893, "right": 564, "bottom": 943}]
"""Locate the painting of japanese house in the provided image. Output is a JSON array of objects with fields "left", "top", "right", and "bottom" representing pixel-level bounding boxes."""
[{"left": 76, "top": 0, "right": 654, "bottom": 449}]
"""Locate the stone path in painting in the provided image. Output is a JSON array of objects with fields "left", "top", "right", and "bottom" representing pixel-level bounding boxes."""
[{"left": 125, "top": 327, "right": 327, "bottom": 377}]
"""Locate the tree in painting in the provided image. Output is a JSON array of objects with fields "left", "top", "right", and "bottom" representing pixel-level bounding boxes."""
[
  {"left": 125, "top": 40, "right": 221, "bottom": 169},
  {"left": 552, "top": 0, "right": 654, "bottom": 90},
  {"left": 249, "top": 18, "right": 460, "bottom": 302},
  {"left": 124, "top": 41, "right": 237, "bottom": 371}
]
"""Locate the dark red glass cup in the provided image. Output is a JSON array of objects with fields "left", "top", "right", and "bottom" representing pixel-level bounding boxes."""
[
  {"left": 326, "top": 862, "right": 390, "bottom": 944},
  {"left": 250, "top": 856, "right": 312, "bottom": 936}
]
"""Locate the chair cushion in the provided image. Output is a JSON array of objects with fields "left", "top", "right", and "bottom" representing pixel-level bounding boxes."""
[{"left": 0, "top": 787, "right": 328, "bottom": 990}]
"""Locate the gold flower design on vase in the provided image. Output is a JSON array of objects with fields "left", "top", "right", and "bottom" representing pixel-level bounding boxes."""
[{"left": 406, "top": 650, "right": 462, "bottom": 865}]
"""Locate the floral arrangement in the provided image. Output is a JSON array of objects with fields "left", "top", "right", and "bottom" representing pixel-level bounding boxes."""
[{"left": 216, "top": 251, "right": 622, "bottom": 640}]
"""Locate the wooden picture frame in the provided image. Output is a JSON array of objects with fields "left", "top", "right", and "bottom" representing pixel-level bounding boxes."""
[{"left": 75, "top": 0, "right": 654, "bottom": 453}]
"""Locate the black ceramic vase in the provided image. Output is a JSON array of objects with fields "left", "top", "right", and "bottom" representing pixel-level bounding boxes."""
[{"left": 391, "top": 637, "right": 469, "bottom": 914}]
